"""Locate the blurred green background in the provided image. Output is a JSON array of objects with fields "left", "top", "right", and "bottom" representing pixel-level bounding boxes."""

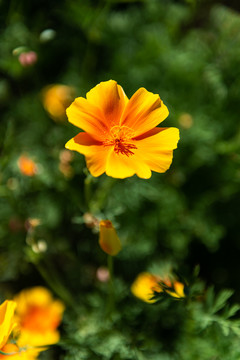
[{"left": 1, "top": 0, "right": 240, "bottom": 359}]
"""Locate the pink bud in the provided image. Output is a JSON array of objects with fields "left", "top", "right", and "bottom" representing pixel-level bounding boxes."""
[
  {"left": 96, "top": 267, "right": 110, "bottom": 283},
  {"left": 18, "top": 51, "right": 38, "bottom": 67}
]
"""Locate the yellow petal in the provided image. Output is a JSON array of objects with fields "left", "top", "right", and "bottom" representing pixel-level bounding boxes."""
[
  {"left": 66, "top": 97, "right": 108, "bottom": 141},
  {"left": 86, "top": 80, "right": 128, "bottom": 126},
  {"left": 173, "top": 281, "right": 185, "bottom": 298},
  {"left": 65, "top": 132, "right": 102, "bottom": 154},
  {"left": 134, "top": 127, "right": 180, "bottom": 174},
  {"left": 99, "top": 220, "right": 122, "bottom": 256},
  {"left": 105, "top": 149, "right": 136, "bottom": 179},
  {"left": 65, "top": 132, "right": 111, "bottom": 177},
  {"left": 0, "top": 300, "right": 17, "bottom": 349},
  {"left": 120, "top": 87, "right": 169, "bottom": 137}
]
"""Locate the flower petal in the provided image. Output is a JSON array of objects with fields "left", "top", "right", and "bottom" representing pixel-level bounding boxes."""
[
  {"left": 134, "top": 127, "right": 180, "bottom": 173},
  {"left": 65, "top": 132, "right": 102, "bottom": 153},
  {"left": 66, "top": 97, "right": 109, "bottom": 141},
  {"left": 105, "top": 148, "right": 152, "bottom": 179},
  {"left": 120, "top": 88, "right": 169, "bottom": 137},
  {"left": 86, "top": 80, "right": 128, "bottom": 126},
  {"left": 0, "top": 300, "right": 16, "bottom": 349},
  {"left": 65, "top": 132, "right": 110, "bottom": 177}
]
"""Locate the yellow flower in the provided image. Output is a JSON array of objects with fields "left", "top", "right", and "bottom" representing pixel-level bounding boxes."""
[
  {"left": 14, "top": 287, "right": 65, "bottom": 347},
  {"left": 131, "top": 272, "right": 185, "bottom": 303},
  {"left": 18, "top": 155, "right": 37, "bottom": 177},
  {"left": 131, "top": 272, "right": 162, "bottom": 303},
  {"left": 0, "top": 300, "right": 17, "bottom": 350},
  {"left": 42, "top": 84, "right": 75, "bottom": 121},
  {"left": 99, "top": 220, "right": 122, "bottom": 256},
  {"left": 65, "top": 80, "right": 179, "bottom": 179}
]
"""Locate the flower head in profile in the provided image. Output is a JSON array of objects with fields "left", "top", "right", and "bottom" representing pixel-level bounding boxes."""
[
  {"left": 14, "top": 287, "right": 65, "bottom": 347},
  {"left": 65, "top": 80, "right": 179, "bottom": 179},
  {"left": 99, "top": 220, "right": 121, "bottom": 256},
  {"left": 131, "top": 272, "right": 185, "bottom": 303}
]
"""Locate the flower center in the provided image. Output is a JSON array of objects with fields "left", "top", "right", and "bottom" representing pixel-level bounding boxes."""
[{"left": 103, "top": 126, "right": 137, "bottom": 157}]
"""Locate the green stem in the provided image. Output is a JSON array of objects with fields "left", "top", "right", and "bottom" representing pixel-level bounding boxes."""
[
  {"left": 107, "top": 255, "right": 115, "bottom": 317},
  {"left": 36, "top": 261, "right": 75, "bottom": 309},
  {"left": 84, "top": 172, "right": 93, "bottom": 211}
]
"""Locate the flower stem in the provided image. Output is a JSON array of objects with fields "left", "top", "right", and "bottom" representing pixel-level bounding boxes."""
[
  {"left": 84, "top": 172, "right": 93, "bottom": 211},
  {"left": 107, "top": 255, "right": 115, "bottom": 317}
]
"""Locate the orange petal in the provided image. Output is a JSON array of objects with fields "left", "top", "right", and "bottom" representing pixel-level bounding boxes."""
[
  {"left": 65, "top": 132, "right": 102, "bottom": 153},
  {"left": 120, "top": 88, "right": 169, "bottom": 137},
  {"left": 134, "top": 127, "right": 180, "bottom": 174},
  {"left": 86, "top": 80, "right": 128, "bottom": 127},
  {"left": 66, "top": 97, "right": 109, "bottom": 141}
]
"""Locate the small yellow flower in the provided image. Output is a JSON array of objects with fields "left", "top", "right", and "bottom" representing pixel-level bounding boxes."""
[
  {"left": 18, "top": 155, "right": 37, "bottom": 177},
  {"left": 131, "top": 272, "right": 162, "bottom": 303},
  {"left": 14, "top": 287, "right": 65, "bottom": 347},
  {"left": 131, "top": 272, "right": 185, "bottom": 303},
  {"left": 0, "top": 300, "right": 17, "bottom": 350},
  {"left": 99, "top": 220, "right": 122, "bottom": 256},
  {"left": 42, "top": 84, "right": 75, "bottom": 121},
  {"left": 65, "top": 80, "right": 180, "bottom": 179}
]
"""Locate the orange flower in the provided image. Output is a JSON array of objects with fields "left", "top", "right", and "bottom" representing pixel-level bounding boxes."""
[
  {"left": 18, "top": 155, "right": 37, "bottom": 176},
  {"left": 14, "top": 287, "right": 64, "bottom": 347},
  {"left": 131, "top": 272, "right": 185, "bottom": 303},
  {"left": 99, "top": 220, "right": 121, "bottom": 256},
  {"left": 42, "top": 84, "right": 75, "bottom": 121},
  {"left": 65, "top": 80, "right": 179, "bottom": 179}
]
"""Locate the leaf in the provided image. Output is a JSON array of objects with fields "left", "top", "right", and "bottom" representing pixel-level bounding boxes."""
[{"left": 211, "top": 290, "right": 234, "bottom": 314}]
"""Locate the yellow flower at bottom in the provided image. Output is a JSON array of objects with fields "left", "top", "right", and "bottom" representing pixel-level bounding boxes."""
[
  {"left": 131, "top": 272, "right": 185, "bottom": 303},
  {"left": 99, "top": 220, "right": 122, "bottom": 256},
  {"left": 0, "top": 300, "right": 17, "bottom": 350},
  {"left": 65, "top": 80, "right": 180, "bottom": 179},
  {"left": 14, "top": 287, "right": 65, "bottom": 347}
]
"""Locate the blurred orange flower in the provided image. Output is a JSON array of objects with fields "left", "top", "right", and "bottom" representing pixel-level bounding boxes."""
[
  {"left": 18, "top": 155, "right": 37, "bottom": 176},
  {"left": 42, "top": 84, "right": 75, "bottom": 121},
  {"left": 131, "top": 272, "right": 185, "bottom": 303},
  {"left": 99, "top": 220, "right": 121, "bottom": 256},
  {"left": 14, "top": 287, "right": 65, "bottom": 347},
  {"left": 65, "top": 80, "right": 179, "bottom": 179}
]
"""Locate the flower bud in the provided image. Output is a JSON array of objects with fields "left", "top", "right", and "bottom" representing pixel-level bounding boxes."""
[
  {"left": 18, "top": 51, "right": 38, "bottom": 67},
  {"left": 99, "top": 220, "right": 121, "bottom": 256}
]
